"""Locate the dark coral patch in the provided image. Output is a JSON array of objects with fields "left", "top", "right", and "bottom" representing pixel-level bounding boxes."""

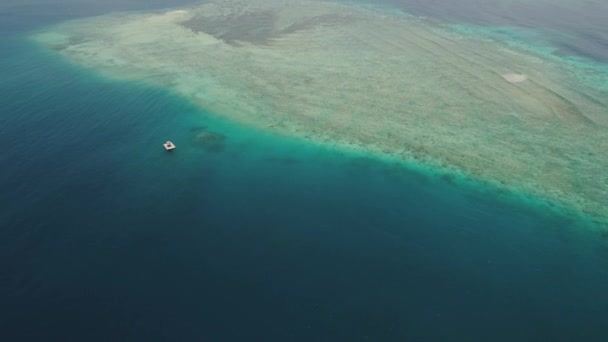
[{"left": 192, "top": 131, "right": 227, "bottom": 153}]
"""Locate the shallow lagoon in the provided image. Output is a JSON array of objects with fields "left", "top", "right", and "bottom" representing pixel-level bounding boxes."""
[{"left": 33, "top": 0, "right": 608, "bottom": 221}]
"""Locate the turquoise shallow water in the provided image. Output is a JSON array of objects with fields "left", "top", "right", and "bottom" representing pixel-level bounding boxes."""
[{"left": 2, "top": 5, "right": 608, "bottom": 341}]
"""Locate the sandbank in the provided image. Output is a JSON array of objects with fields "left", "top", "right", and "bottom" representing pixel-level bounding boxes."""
[{"left": 32, "top": 0, "right": 608, "bottom": 222}]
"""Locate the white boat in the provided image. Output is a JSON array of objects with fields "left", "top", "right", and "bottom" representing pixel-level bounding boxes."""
[{"left": 163, "top": 141, "right": 176, "bottom": 151}]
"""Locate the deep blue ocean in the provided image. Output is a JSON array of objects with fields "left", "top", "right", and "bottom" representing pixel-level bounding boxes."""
[{"left": 1, "top": 1, "right": 608, "bottom": 341}]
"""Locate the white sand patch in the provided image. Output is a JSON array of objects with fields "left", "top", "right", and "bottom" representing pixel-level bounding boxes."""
[
  {"left": 162, "top": 10, "right": 190, "bottom": 21},
  {"left": 167, "top": 10, "right": 188, "bottom": 16},
  {"left": 502, "top": 73, "right": 528, "bottom": 83}
]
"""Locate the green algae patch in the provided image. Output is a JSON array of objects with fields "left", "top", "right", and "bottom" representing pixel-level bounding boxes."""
[{"left": 32, "top": 0, "right": 608, "bottom": 222}]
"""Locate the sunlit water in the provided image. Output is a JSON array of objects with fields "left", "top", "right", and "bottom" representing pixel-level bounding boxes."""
[{"left": 1, "top": 1, "right": 607, "bottom": 341}]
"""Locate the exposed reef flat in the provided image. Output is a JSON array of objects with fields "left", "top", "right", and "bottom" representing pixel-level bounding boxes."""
[{"left": 33, "top": 0, "right": 608, "bottom": 221}]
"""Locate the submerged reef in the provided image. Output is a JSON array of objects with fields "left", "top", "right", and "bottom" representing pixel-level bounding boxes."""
[
  {"left": 33, "top": 0, "right": 608, "bottom": 221},
  {"left": 193, "top": 130, "right": 227, "bottom": 153}
]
